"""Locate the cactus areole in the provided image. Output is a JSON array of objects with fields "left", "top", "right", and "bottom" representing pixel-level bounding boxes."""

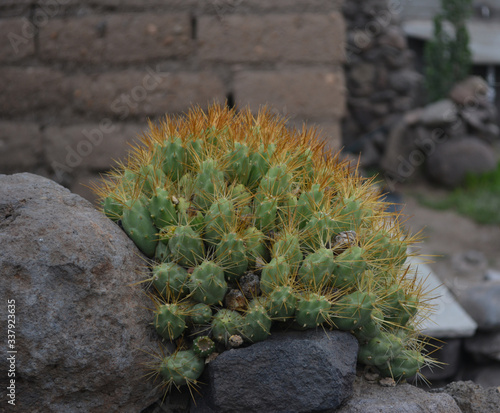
[{"left": 94, "top": 104, "right": 432, "bottom": 393}]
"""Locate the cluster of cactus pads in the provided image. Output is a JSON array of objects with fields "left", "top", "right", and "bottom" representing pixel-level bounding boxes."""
[{"left": 95, "top": 104, "right": 432, "bottom": 392}]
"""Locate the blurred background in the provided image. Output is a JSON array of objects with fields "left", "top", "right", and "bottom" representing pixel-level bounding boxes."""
[{"left": 1, "top": 0, "right": 499, "bottom": 389}]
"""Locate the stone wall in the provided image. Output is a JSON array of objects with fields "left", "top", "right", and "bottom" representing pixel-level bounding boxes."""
[
  {"left": 0, "top": 0, "right": 346, "bottom": 203},
  {"left": 342, "top": 0, "right": 423, "bottom": 158}
]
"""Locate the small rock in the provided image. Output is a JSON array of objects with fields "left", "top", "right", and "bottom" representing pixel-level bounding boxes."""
[
  {"left": 389, "top": 69, "right": 422, "bottom": 93},
  {"left": 403, "top": 108, "right": 423, "bottom": 126},
  {"left": 379, "top": 377, "right": 396, "bottom": 387},
  {"left": 239, "top": 272, "right": 261, "bottom": 298},
  {"left": 421, "top": 99, "right": 458, "bottom": 126},
  {"left": 378, "top": 26, "right": 407, "bottom": 50},
  {"left": 449, "top": 76, "right": 489, "bottom": 106},
  {"left": 224, "top": 289, "right": 246, "bottom": 311}
]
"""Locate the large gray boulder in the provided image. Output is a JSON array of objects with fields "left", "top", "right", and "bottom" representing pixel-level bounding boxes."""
[
  {"left": 0, "top": 173, "right": 162, "bottom": 412},
  {"left": 426, "top": 137, "right": 497, "bottom": 187},
  {"left": 192, "top": 329, "right": 358, "bottom": 413}
]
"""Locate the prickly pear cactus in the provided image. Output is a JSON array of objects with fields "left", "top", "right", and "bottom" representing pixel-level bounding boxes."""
[{"left": 94, "top": 104, "right": 433, "bottom": 393}]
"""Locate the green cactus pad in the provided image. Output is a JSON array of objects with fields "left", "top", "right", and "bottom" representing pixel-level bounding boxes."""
[
  {"left": 168, "top": 225, "right": 205, "bottom": 267},
  {"left": 260, "top": 256, "right": 291, "bottom": 294},
  {"left": 211, "top": 309, "right": 244, "bottom": 343},
  {"left": 331, "top": 246, "right": 367, "bottom": 289},
  {"left": 376, "top": 349, "right": 425, "bottom": 380},
  {"left": 121, "top": 198, "right": 158, "bottom": 257},
  {"left": 151, "top": 262, "right": 189, "bottom": 299},
  {"left": 267, "top": 285, "right": 297, "bottom": 321},
  {"left": 189, "top": 303, "right": 213, "bottom": 325},
  {"left": 160, "top": 349, "right": 204, "bottom": 387},
  {"left": 240, "top": 300, "right": 272, "bottom": 342},
  {"left": 188, "top": 261, "right": 227, "bottom": 305},
  {"left": 203, "top": 198, "right": 236, "bottom": 246},
  {"left": 329, "top": 291, "right": 376, "bottom": 331},
  {"left": 297, "top": 247, "right": 334, "bottom": 287},
  {"left": 295, "top": 293, "right": 331, "bottom": 329},
  {"left": 271, "top": 232, "right": 303, "bottom": 271},
  {"left": 155, "top": 304, "right": 187, "bottom": 341},
  {"left": 358, "top": 331, "right": 404, "bottom": 367},
  {"left": 216, "top": 232, "right": 249, "bottom": 281}
]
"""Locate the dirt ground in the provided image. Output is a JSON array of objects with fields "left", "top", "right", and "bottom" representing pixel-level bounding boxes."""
[{"left": 397, "top": 182, "right": 500, "bottom": 288}]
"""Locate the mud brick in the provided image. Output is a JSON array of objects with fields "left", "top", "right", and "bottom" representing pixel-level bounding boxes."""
[
  {"left": 69, "top": 69, "right": 226, "bottom": 118},
  {"left": 199, "top": 13, "right": 345, "bottom": 63},
  {"left": 0, "top": 121, "right": 42, "bottom": 174},
  {"left": 234, "top": 69, "right": 346, "bottom": 119},
  {"left": 39, "top": 13, "right": 192, "bottom": 63},
  {"left": 0, "top": 18, "right": 35, "bottom": 62},
  {"left": 0, "top": 67, "right": 71, "bottom": 116}
]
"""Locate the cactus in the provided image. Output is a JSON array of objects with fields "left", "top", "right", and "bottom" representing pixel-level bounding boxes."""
[
  {"left": 211, "top": 309, "right": 244, "bottom": 343},
  {"left": 240, "top": 299, "right": 272, "bottom": 342},
  {"left": 188, "top": 260, "right": 227, "bottom": 305},
  {"left": 151, "top": 262, "right": 189, "bottom": 299},
  {"left": 154, "top": 303, "right": 187, "bottom": 341},
  {"left": 160, "top": 349, "right": 204, "bottom": 388},
  {"left": 192, "top": 336, "right": 216, "bottom": 357},
  {"left": 94, "top": 104, "right": 432, "bottom": 393}
]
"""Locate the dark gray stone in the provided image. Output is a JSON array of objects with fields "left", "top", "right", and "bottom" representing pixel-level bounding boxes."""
[
  {"left": 335, "top": 376, "right": 461, "bottom": 413},
  {"left": 192, "top": 329, "right": 358, "bottom": 413},
  {"left": 466, "top": 331, "right": 500, "bottom": 361},
  {"left": 0, "top": 173, "right": 161, "bottom": 413},
  {"left": 426, "top": 137, "right": 497, "bottom": 187},
  {"left": 434, "top": 381, "right": 500, "bottom": 413}
]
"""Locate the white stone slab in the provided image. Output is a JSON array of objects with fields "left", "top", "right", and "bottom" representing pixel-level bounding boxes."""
[{"left": 407, "top": 256, "right": 478, "bottom": 338}]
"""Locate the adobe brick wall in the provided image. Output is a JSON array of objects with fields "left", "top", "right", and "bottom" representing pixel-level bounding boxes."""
[{"left": 0, "top": 0, "right": 346, "bottom": 204}]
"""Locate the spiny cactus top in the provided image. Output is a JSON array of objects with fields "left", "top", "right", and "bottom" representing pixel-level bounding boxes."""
[{"left": 94, "top": 104, "right": 432, "bottom": 393}]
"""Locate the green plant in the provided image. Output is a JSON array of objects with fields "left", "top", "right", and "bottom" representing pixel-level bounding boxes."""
[
  {"left": 94, "top": 104, "right": 433, "bottom": 393},
  {"left": 417, "top": 162, "right": 500, "bottom": 225},
  {"left": 424, "top": 0, "right": 473, "bottom": 102}
]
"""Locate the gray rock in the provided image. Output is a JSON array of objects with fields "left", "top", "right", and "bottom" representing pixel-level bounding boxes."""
[
  {"left": 434, "top": 381, "right": 500, "bottom": 413},
  {"left": 334, "top": 376, "right": 461, "bottom": 413},
  {"left": 449, "top": 76, "right": 489, "bottom": 106},
  {"left": 465, "top": 331, "right": 500, "bottom": 361},
  {"left": 426, "top": 137, "right": 497, "bottom": 187},
  {"left": 451, "top": 250, "right": 489, "bottom": 275},
  {"left": 0, "top": 173, "right": 161, "bottom": 412},
  {"left": 469, "top": 364, "right": 500, "bottom": 388},
  {"left": 455, "top": 282, "right": 500, "bottom": 331},
  {"left": 485, "top": 269, "right": 500, "bottom": 282},
  {"left": 421, "top": 99, "right": 458, "bottom": 127},
  {"left": 389, "top": 69, "right": 422, "bottom": 93},
  {"left": 192, "top": 329, "right": 358, "bottom": 413}
]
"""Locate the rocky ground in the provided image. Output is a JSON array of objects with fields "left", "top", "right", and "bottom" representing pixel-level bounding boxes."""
[{"left": 400, "top": 182, "right": 500, "bottom": 283}]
